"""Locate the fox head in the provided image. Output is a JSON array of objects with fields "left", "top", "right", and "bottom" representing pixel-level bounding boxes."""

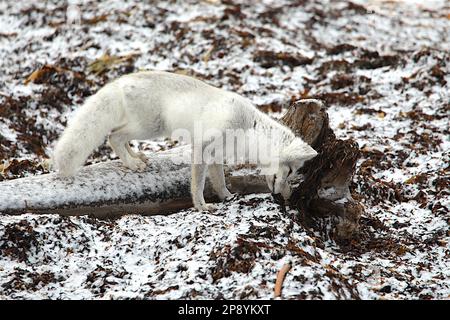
[{"left": 266, "top": 138, "right": 317, "bottom": 197}]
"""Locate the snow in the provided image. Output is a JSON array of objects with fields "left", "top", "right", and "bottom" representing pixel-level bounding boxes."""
[{"left": 0, "top": 0, "right": 449, "bottom": 300}]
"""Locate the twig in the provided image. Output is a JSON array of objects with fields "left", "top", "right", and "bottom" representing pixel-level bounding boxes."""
[{"left": 274, "top": 262, "right": 292, "bottom": 298}]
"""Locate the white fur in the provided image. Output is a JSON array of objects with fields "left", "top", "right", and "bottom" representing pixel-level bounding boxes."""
[{"left": 53, "top": 71, "right": 317, "bottom": 211}]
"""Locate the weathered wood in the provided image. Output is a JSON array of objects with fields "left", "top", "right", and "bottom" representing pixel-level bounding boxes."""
[
  {"left": 281, "top": 99, "right": 363, "bottom": 239},
  {"left": 0, "top": 147, "right": 268, "bottom": 217}
]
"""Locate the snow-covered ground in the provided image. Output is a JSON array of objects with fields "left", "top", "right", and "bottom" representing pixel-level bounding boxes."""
[{"left": 0, "top": 0, "right": 448, "bottom": 299}]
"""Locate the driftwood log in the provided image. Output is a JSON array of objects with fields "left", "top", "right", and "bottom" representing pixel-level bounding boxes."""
[
  {"left": 0, "top": 147, "right": 269, "bottom": 217},
  {"left": 0, "top": 99, "right": 362, "bottom": 238}
]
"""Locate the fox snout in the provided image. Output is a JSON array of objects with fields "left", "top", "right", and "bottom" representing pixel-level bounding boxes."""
[
  {"left": 266, "top": 174, "right": 283, "bottom": 195},
  {"left": 266, "top": 174, "right": 292, "bottom": 199}
]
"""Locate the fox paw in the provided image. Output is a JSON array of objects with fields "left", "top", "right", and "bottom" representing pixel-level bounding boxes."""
[
  {"left": 223, "top": 193, "right": 239, "bottom": 202},
  {"left": 135, "top": 152, "right": 148, "bottom": 163},
  {"left": 124, "top": 158, "right": 147, "bottom": 172},
  {"left": 218, "top": 190, "right": 233, "bottom": 201},
  {"left": 195, "top": 203, "right": 218, "bottom": 212}
]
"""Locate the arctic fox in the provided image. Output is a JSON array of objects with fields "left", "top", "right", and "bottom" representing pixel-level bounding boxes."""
[{"left": 53, "top": 71, "right": 317, "bottom": 211}]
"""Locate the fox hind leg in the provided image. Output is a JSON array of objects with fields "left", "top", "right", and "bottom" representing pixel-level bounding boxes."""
[
  {"left": 125, "top": 142, "right": 148, "bottom": 162},
  {"left": 109, "top": 129, "right": 147, "bottom": 171}
]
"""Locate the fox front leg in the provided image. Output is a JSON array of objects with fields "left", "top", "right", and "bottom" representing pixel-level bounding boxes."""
[
  {"left": 208, "top": 164, "right": 233, "bottom": 200},
  {"left": 191, "top": 164, "right": 218, "bottom": 212}
]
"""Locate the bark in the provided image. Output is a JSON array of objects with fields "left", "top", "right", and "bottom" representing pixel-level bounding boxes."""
[{"left": 281, "top": 99, "right": 363, "bottom": 238}]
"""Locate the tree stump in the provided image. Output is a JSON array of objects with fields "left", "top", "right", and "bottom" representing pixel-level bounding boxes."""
[{"left": 281, "top": 99, "right": 363, "bottom": 239}]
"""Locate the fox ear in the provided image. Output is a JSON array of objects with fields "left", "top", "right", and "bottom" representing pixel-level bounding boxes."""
[
  {"left": 299, "top": 147, "right": 318, "bottom": 161},
  {"left": 281, "top": 138, "right": 318, "bottom": 163},
  {"left": 291, "top": 149, "right": 316, "bottom": 164},
  {"left": 280, "top": 138, "right": 317, "bottom": 166}
]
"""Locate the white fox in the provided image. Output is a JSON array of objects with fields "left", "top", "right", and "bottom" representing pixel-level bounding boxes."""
[{"left": 53, "top": 71, "right": 317, "bottom": 211}]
